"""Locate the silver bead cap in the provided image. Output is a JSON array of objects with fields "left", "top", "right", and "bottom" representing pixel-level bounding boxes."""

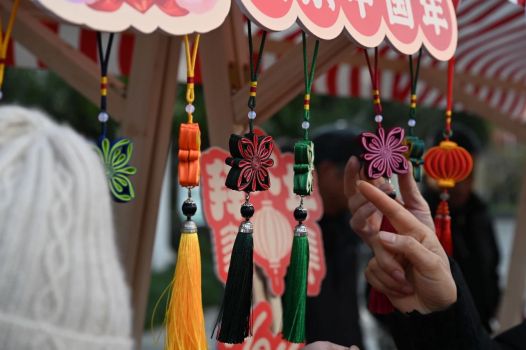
[
  {"left": 294, "top": 224, "right": 308, "bottom": 237},
  {"left": 239, "top": 221, "right": 254, "bottom": 234},
  {"left": 182, "top": 220, "right": 197, "bottom": 234}
]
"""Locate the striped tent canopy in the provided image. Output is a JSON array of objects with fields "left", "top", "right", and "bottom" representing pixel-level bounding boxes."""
[{"left": 9, "top": 0, "right": 526, "bottom": 121}]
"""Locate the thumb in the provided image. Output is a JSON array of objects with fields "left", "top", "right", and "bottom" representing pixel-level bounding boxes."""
[{"left": 378, "top": 231, "right": 440, "bottom": 275}]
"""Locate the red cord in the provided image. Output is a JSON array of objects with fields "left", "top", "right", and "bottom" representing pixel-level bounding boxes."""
[
  {"left": 363, "top": 48, "right": 383, "bottom": 121},
  {"left": 445, "top": 57, "right": 455, "bottom": 138}
]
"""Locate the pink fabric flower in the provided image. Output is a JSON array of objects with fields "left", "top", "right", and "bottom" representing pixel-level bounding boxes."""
[
  {"left": 237, "top": 134, "right": 274, "bottom": 192},
  {"left": 361, "top": 127, "right": 409, "bottom": 179}
]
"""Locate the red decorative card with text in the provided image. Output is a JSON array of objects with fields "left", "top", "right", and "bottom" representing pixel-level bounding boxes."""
[
  {"left": 217, "top": 302, "right": 302, "bottom": 350},
  {"left": 201, "top": 145, "right": 326, "bottom": 296},
  {"left": 237, "top": 0, "right": 457, "bottom": 60}
]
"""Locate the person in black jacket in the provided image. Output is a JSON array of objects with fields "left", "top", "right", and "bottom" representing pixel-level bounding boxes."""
[
  {"left": 343, "top": 156, "right": 525, "bottom": 350},
  {"left": 304, "top": 128, "right": 365, "bottom": 349},
  {"left": 425, "top": 129, "right": 500, "bottom": 331}
]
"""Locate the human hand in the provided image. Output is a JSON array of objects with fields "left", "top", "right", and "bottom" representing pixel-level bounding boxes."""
[
  {"left": 302, "top": 341, "right": 360, "bottom": 350},
  {"left": 344, "top": 156, "right": 437, "bottom": 296},
  {"left": 357, "top": 180, "right": 456, "bottom": 314},
  {"left": 344, "top": 156, "right": 434, "bottom": 246}
]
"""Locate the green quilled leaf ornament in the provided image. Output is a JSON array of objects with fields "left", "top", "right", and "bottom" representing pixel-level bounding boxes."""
[{"left": 96, "top": 137, "right": 137, "bottom": 202}]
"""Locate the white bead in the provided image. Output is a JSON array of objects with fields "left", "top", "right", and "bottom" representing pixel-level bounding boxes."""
[
  {"left": 0, "top": 91, "right": 3, "bottom": 100},
  {"left": 374, "top": 115, "right": 383, "bottom": 123},
  {"left": 185, "top": 104, "right": 195, "bottom": 114},
  {"left": 248, "top": 111, "right": 257, "bottom": 120},
  {"left": 98, "top": 111, "right": 109, "bottom": 123},
  {"left": 302, "top": 121, "right": 310, "bottom": 130},
  {"left": 408, "top": 119, "right": 416, "bottom": 127}
]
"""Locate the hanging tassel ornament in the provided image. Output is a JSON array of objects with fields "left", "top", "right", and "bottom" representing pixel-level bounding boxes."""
[
  {"left": 360, "top": 48, "right": 409, "bottom": 315},
  {"left": 423, "top": 58, "right": 473, "bottom": 256},
  {"left": 164, "top": 34, "right": 207, "bottom": 350},
  {"left": 95, "top": 33, "right": 137, "bottom": 202},
  {"left": 282, "top": 32, "right": 319, "bottom": 344},
  {"left": 214, "top": 22, "right": 273, "bottom": 344},
  {"left": 0, "top": 0, "right": 19, "bottom": 100},
  {"left": 403, "top": 49, "right": 425, "bottom": 182}
]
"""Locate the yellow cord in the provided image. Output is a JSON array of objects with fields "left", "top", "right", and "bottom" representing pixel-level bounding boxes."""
[
  {"left": 184, "top": 34, "right": 200, "bottom": 123},
  {"left": 0, "top": 0, "right": 20, "bottom": 90}
]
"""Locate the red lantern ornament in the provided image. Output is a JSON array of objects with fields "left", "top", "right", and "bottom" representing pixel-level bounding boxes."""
[
  {"left": 424, "top": 140, "right": 473, "bottom": 189},
  {"left": 424, "top": 140, "right": 473, "bottom": 255},
  {"left": 423, "top": 56, "right": 475, "bottom": 257}
]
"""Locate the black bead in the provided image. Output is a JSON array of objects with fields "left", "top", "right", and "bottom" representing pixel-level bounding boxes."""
[
  {"left": 294, "top": 206, "right": 308, "bottom": 222},
  {"left": 182, "top": 199, "right": 197, "bottom": 218},
  {"left": 240, "top": 203, "right": 255, "bottom": 219},
  {"left": 388, "top": 191, "right": 397, "bottom": 199}
]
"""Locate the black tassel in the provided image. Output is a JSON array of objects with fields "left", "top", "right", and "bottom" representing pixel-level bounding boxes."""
[{"left": 214, "top": 203, "right": 254, "bottom": 344}]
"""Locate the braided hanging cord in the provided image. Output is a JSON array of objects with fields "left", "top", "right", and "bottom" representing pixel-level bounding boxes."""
[
  {"left": 184, "top": 34, "right": 200, "bottom": 123},
  {"left": 408, "top": 48, "right": 423, "bottom": 136},
  {"left": 96, "top": 32, "right": 115, "bottom": 138},
  {"left": 247, "top": 21, "right": 267, "bottom": 133},
  {"left": 301, "top": 31, "right": 319, "bottom": 141},
  {"left": 363, "top": 47, "right": 382, "bottom": 120},
  {"left": 444, "top": 57, "right": 455, "bottom": 139}
]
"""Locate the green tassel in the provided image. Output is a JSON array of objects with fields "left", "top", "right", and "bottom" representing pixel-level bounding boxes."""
[
  {"left": 214, "top": 224, "right": 254, "bottom": 344},
  {"left": 282, "top": 227, "right": 309, "bottom": 343}
]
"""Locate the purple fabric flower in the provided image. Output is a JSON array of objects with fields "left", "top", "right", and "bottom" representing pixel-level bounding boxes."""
[
  {"left": 237, "top": 134, "right": 274, "bottom": 191},
  {"left": 361, "top": 127, "right": 409, "bottom": 179}
]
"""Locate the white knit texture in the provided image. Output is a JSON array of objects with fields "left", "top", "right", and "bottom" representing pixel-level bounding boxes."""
[{"left": 0, "top": 106, "right": 133, "bottom": 350}]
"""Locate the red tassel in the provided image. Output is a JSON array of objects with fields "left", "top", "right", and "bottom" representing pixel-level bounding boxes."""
[
  {"left": 368, "top": 216, "right": 396, "bottom": 314},
  {"left": 436, "top": 200, "right": 453, "bottom": 256},
  {"left": 368, "top": 287, "right": 393, "bottom": 314}
]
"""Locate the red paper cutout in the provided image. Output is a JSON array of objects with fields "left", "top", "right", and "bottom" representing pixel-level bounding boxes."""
[
  {"left": 201, "top": 145, "right": 326, "bottom": 296},
  {"left": 217, "top": 302, "right": 302, "bottom": 350}
]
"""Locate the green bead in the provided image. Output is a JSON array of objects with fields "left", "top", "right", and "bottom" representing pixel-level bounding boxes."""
[{"left": 293, "top": 140, "right": 314, "bottom": 196}]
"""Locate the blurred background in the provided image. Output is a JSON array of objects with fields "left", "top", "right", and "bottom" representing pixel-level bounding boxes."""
[{"left": 4, "top": 66, "right": 525, "bottom": 349}]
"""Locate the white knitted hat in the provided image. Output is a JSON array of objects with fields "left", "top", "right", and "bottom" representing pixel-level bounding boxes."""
[{"left": 0, "top": 106, "right": 133, "bottom": 350}]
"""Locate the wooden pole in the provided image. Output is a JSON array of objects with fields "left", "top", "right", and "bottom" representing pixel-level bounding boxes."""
[
  {"left": 200, "top": 23, "right": 240, "bottom": 148},
  {"left": 113, "top": 33, "right": 181, "bottom": 347}
]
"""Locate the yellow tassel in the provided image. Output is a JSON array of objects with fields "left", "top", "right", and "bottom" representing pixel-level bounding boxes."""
[{"left": 165, "top": 226, "right": 207, "bottom": 350}]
